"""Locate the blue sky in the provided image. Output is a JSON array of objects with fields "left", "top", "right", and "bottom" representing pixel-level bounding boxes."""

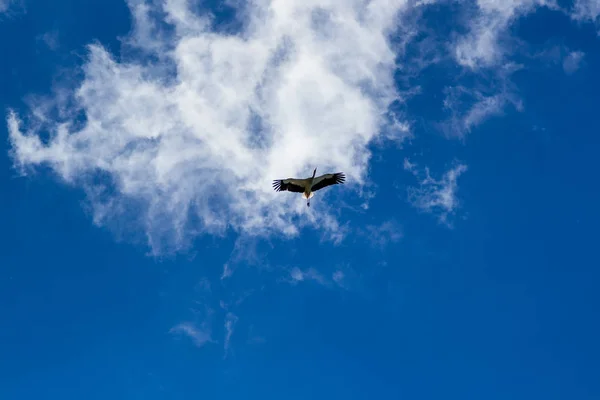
[{"left": 1, "top": 0, "right": 600, "bottom": 398}]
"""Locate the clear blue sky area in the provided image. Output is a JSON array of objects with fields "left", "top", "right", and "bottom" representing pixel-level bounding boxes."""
[{"left": 1, "top": 0, "right": 599, "bottom": 399}]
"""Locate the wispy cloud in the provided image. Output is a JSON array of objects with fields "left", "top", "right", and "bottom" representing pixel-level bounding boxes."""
[
  {"left": 288, "top": 266, "right": 328, "bottom": 286},
  {"left": 247, "top": 324, "right": 266, "bottom": 345},
  {"left": 359, "top": 220, "right": 403, "bottom": 249},
  {"left": 7, "top": 0, "right": 412, "bottom": 255},
  {"left": 446, "top": 1, "right": 559, "bottom": 138},
  {"left": 194, "top": 277, "right": 212, "bottom": 295},
  {"left": 169, "top": 321, "right": 213, "bottom": 348},
  {"left": 0, "top": 0, "right": 25, "bottom": 17},
  {"left": 221, "top": 264, "right": 233, "bottom": 280},
  {"left": 332, "top": 270, "right": 345, "bottom": 285},
  {"left": 36, "top": 29, "right": 60, "bottom": 51},
  {"left": 220, "top": 236, "right": 271, "bottom": 280},
  {"left": 454, "top": 0, "right": 557, "bottom": 70},
  {"left": 441, "top": 85, "right": 509, "bottom": 138},
  {"left": 570, "top": 0, "right": 600, "bottom": 23},
  {"left": 563, "top": 50, "right": 585, "bottom": 74},
  {"left": 404, "top": 159, "right": 468, "bottom": 225},
  {"left": 532, "top": 44, "right": 586, "bottom": 75},
  {"left": 0, "top": 0, "right": 11, "bottom": 13},
  {"left": 276, "top": 263, "right": 359, "bottom": 292}
]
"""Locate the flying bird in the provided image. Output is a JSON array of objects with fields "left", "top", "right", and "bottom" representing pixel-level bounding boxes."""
[{"left": 272, "top": 168, "right": 346, "bottom": 207}]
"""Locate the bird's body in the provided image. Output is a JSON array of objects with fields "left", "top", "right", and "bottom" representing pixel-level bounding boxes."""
[{"left": 272, "top": 168, "right": 345, "bottom": 207}]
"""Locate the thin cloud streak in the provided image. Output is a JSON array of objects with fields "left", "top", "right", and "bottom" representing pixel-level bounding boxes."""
[
  {"left": 223, "top": 312, "right": 238, "bottom": 357},
  {"left": 169, "top": 321, "right": 213, "bottom": 348}
]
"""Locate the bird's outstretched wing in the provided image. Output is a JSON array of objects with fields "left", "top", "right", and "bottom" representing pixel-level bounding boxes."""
[
  {"left": 311, "top": 172, "right": 345, "bottom": 192},
  {"left": 272, "top": 178, "right": 306, "bottom": 193}
]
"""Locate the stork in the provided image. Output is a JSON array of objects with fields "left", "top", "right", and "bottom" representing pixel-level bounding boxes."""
[{"left": 272, "top": 168, "right": 346, "bottom": 207}]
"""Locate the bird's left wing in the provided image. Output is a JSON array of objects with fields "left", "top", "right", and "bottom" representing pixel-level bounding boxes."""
[
  {"left": 272, "top": 178, "right": 306, "bottom": 193},
  {"left": 311, "top": 172, "right": 345, "bottom": 192}
]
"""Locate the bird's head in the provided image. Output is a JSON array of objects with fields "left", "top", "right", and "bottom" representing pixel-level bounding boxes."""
[{"left": 312, "top": 167, "right": 317, "bottom": 177}]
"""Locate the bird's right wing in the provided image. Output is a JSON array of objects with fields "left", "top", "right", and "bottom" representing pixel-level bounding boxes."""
[
  {"left": 272, "top": 178, "right": 306, "bottom": 193},
  {"left": 311, "top": 172, "right": 345, "bottom": 191}
]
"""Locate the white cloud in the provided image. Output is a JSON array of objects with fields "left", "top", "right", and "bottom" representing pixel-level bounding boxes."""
[
  {"left": 7, "top": 0, "right": 412, "bottom": 254},
  {"left": 9, "top": 0, "right": 593, "bottom": 255},
  {"left": 405, "top": 159, "right": 468, "bottom": 225},
  {"left": 169, "top": 321, "right": 213, "bottom": 347}
]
